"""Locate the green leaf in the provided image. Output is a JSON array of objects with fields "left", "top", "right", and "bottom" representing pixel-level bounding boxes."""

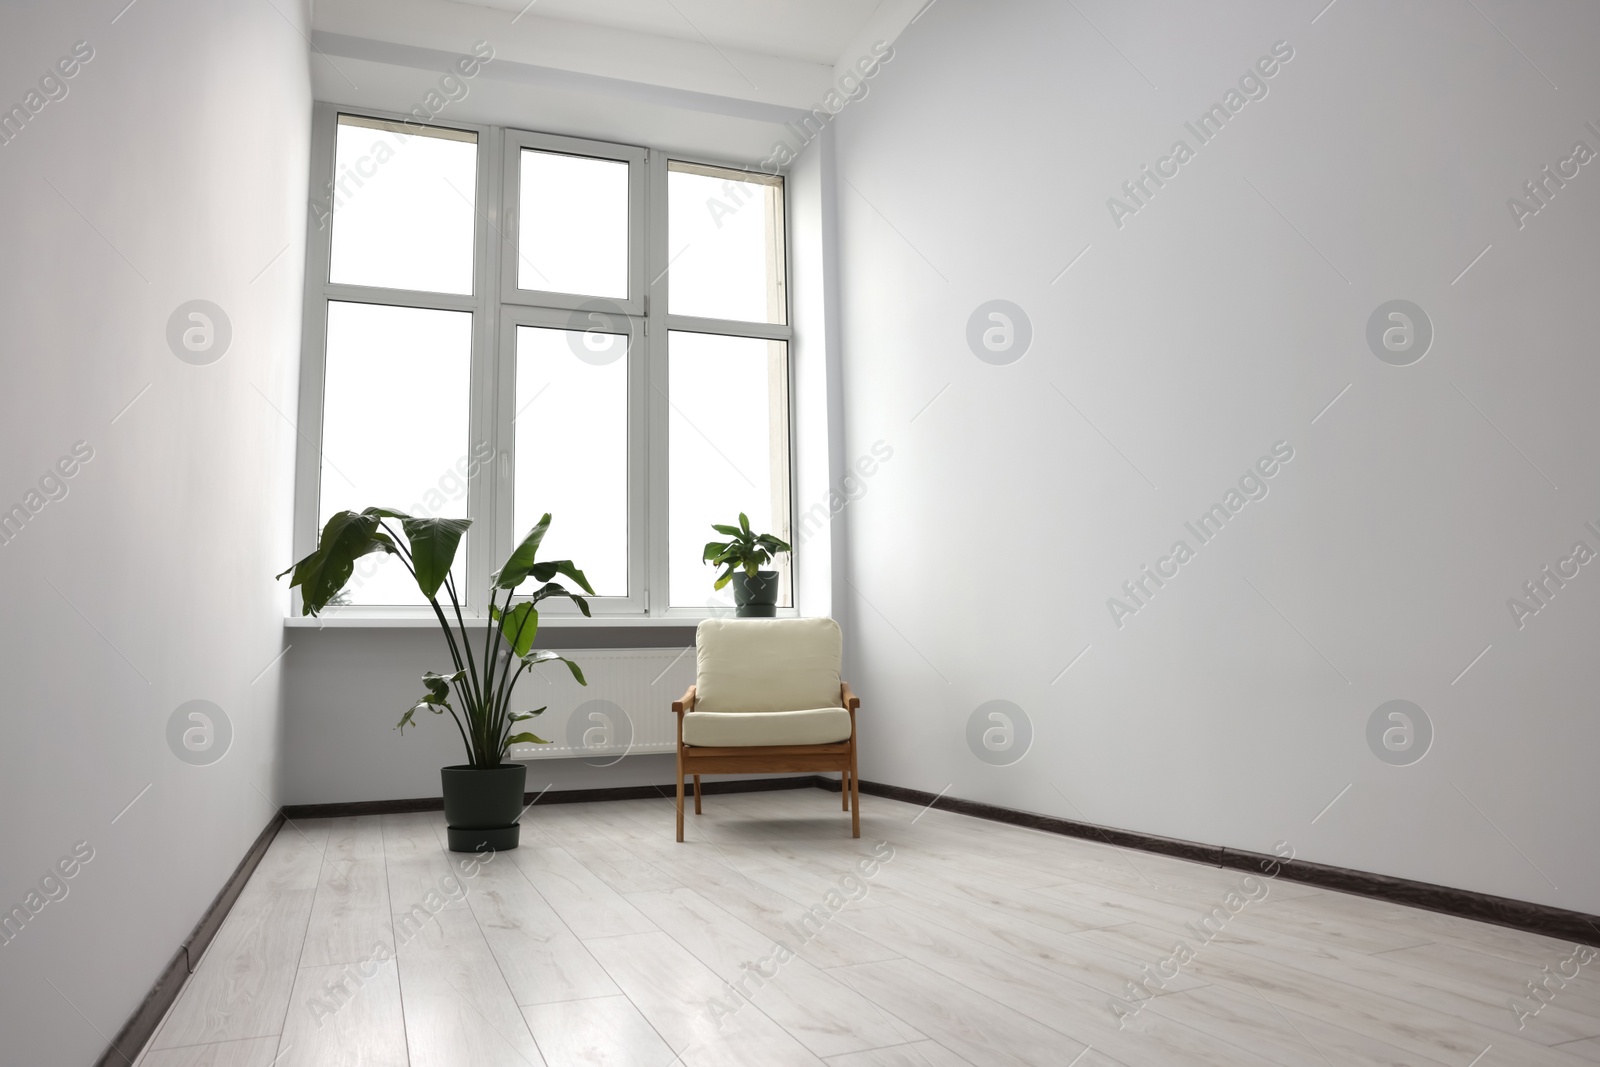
[
  {"left": 503, "top": 731, "right": 550, "bottom": 748},
  {"left": 710, "top": 524, "right": 742, "bottom": 537},
  {"left": 493, "top": 514, "right": 552, "bottom": 589},
  {"left": 509, "top": 707, "right": 547, "bottom": 721},
  {"left": 527, "top": 560, "right": 596, "bottom": 595},
  {"left": 399, "top": 694, "right": 450, "bottom": 733},
  {"left": 531, "top": 582, "right": 592, "bottom": 618},
  {"left": 496, "top": 602, "right": 540, "bottom": 657},
  {"left": 714, "top": 571, "right": 732, "bottom": 590},
  {"left": 401, "top": 516, "right": 471, "bottom": 599},
  {"left": 422, "top": 669, "right": 466, "bottom": 703},
  {"left": 278, "top": 511, "right": 395, "bottom": 615},
  {"left": 521, "top": 649, "right": 586, "bottom": 686}
]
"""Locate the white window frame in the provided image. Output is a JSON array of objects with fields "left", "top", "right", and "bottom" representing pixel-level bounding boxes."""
[{"left": 292, "top": 102, "right": 796, "bottom": 620}]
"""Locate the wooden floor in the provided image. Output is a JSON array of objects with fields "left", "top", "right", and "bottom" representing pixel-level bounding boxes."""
[{"left": 133, "top": 787, "right": 1600, "bottom": 1067}]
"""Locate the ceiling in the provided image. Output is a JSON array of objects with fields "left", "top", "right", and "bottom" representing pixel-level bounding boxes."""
[
  {"left": 310, "top": 0, "right": 925, "bottom": 159},
  {"left": 452, "top": 0, "right": 891, "bottom": 66}
]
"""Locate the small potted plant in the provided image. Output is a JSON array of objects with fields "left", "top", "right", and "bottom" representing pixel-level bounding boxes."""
[
  {"left": 279, "top": 510, "right": 590, "bottom": 852},
  {"left": 703, "top": 513, "right": 791, "bottom": 617}
]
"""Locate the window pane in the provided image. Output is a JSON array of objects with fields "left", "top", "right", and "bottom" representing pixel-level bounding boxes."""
[
  {"left": 328, "top": 116, "right": 478, "bottom": 295},
  {"left": 514, "top": 325, "right": 629, "bottom": 598},
  {"left": 669, "top": 332, "right": 790, "bottom": 608},
  {"left": 518, "top": 150, "right": 629, "bottom": 298},
  {"left": 320, "top": 302, "right": 473, "bottom": 606},
  {"left": 668, "top": 163, "right": 786, "bottom": 324}
]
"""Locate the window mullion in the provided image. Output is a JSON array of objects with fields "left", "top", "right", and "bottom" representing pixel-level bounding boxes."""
[
  {"left": 464, "top": 124, "right": 503, "bottom": 617},
  {"left": 662, "top": 314, "right": 792, "bottom": 341},
  {"left": 645, "top": 148, "right": 671, "bottom": 617},
  {"left": 291, "top": 103, "right": 342, "bottom": 616}
]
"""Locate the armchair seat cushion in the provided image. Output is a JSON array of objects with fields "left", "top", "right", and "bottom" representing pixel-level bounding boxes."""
[{"left": 681, "top": 707, "right": 852, "bottom": 748}]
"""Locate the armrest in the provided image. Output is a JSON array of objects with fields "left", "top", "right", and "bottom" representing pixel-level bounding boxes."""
[
  {"left": 672, "top": 685, "right": 696, "bottom": 715},
  {"left": 841, "top": 682, "right": 860, "bottom": 711}
]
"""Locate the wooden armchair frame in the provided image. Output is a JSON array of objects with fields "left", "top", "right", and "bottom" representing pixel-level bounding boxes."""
[{"left": 671, "top": 683, "right": 860, "bottom": 841}]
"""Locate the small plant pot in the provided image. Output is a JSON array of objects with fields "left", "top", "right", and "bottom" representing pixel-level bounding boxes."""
[
  {"left": 441, "top": 763, "right": 526, "bottom": 853},
  {"left": 731, "top": 570, "right": 780, "bottom": 617}
]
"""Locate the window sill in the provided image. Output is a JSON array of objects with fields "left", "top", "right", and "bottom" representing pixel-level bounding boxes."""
[
  {"left": 283, "top": 614, "right": 719, "bottom": 629},
  {"left": 284, "top": 612, "right": 715, "bottom": 648}
]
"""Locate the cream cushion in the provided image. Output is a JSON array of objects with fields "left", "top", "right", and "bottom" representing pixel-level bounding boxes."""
[
  {"left": 693, "top": 618, "right": 843, "bottom": 715},
  {"left": 681, "top": 707, "right": 852, "bottom": 747}
]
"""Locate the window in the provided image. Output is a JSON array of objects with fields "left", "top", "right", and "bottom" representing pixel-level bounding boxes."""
[
  {"left": 513, "top": 325, "right": 629, "bottom": 597},
  {"left": 295, "top": 106, "right": 793, "bottom": 617},
  {"left": 320, "top": 302, "right": 472, "bottom": 606},
  {"left": 667, "top": 332, "right": 791, "bottom": 608}
]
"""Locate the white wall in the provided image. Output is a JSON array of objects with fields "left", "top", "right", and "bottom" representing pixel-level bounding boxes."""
[
  {"left": 281, "top": 629, "right": 692, "bottom": 804},
  {"left": 829, "top": 0, "right": 1600, "bottom": 914},
  {"left": 0, "top": 1, "right": 310, "bottom": 1061}
]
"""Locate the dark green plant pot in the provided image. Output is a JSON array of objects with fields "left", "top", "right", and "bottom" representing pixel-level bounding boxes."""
[
  {"left": 441, "top": 764, "right": 526, "bottom": 853},
  {"left": 731, "top": 569, "right": 780, "bottom": 617}
]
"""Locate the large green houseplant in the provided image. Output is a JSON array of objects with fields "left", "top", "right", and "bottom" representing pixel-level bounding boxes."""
[
  {"left": 280, "top": 509, "right": 591, "bottom": 852},
  {"left": 704, "top": 513, "right": 791, "bottom": 617}
]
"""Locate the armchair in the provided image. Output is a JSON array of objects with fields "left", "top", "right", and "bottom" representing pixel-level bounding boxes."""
[{"left": 671, "top": 618, "right": 860, "bottom": 840}]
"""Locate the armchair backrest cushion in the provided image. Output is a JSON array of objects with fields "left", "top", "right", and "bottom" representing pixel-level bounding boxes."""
[{"left": 694, "top": 618, "right": 843, "bottom": 714}]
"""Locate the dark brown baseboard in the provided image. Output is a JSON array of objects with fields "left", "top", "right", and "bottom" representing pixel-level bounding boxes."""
[
  {"left": 280, "top": 773, "right": 819, "bottom": 820},
  {"left": 96, "top": 812, "right": 286, "bottom": 1067},
  {"left": 852, "top": 778, "right": 1600, "bottom": 943},
  {"left": 1217, "top": 845, "right": 1600, "bottom": 943}
]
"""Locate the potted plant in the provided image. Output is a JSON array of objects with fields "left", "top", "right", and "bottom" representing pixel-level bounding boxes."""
[
  {"left": 279, "top": 510, "right": 591, "bottom": 852},
  {"left": 703, "top": 513, "right": 791, "bottom": 618}
]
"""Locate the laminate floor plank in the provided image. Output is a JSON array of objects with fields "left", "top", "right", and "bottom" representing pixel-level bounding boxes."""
[
  {"left": 1282, "top": 886, "right": 1579, "bottom": 963},
  {"left": 829, "top": 907, "right": 1280, "bottom": 1067},
  {"left": 299, "top": 859, "right": 394, "bottom": 968},
  {"left": 1152, "top": 934, "right": 1593, "bottom": 1065},
  {"left": 626, "top": 886, "right": 918, "bottom": 1057},
  {"left": 382, "top": 812, "right": 483, "bottom": 917},
  {"left": 826, "top": 958, "right": 1102, "bottom": 1067},
  {"left": 136, "top": 1036, "right": 283, "bottom": 1067},
  {"left": 821, "top": 1041, "right": 973, "bottom": 1066},
  {"left": 276, "top": 961, "right": 408, "bottom": 1067},
  {"left": 1144, "top": 981, "right": 1451, "bottom": 1067},
  {"left": 395, "top": 904, "right": 546, "bottom": 1067},
  {"left": 463, "top": 852, "right": 621, "bottom": 1006},
  {"left": 1377, "top": 939, "right": 1600, "bottom": 1018},
  {"left": 867, "top": 882, "right": 1208, "bottom": 996},
  {"left": 506, "top": 844, "right": 657, "bottom": 940},
  {"left": 1211, "top": 917, "right": 1600, "bottom": 1044},
  {"left": 151, "top": 827, "right": 325, "bottom": 1049},
  {"left": 322, "top": 815, "right": 386, "bottom": 863},
  {"left": 1556, "top": 1036, "right": 1600, "bottom": 1062},
  {"left": 624, "top": 840, "right": 902, "bottom": 969},
  {"left": 583, "top": 930, "right": 824, "bottom": 1066},
  {"left": 521, "top": 995, "right": 677, "bottom": 1067}
]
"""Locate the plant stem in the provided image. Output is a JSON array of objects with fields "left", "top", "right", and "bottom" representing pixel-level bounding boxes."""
[
  {"left": 380, "top": 519, "right": 483, "bottom": 765},
  {"left": 442, "top": 570, "right": 485, "bottom": 731}
]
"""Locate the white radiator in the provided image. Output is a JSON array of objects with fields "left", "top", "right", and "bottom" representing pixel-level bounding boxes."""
[{"left": 506, "top": 646, "right": 695, "bottom": 762}]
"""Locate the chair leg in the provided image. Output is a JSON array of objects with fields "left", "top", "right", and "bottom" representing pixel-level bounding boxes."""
[
  {"left": 850, "top": 750, "right": 860, "bottom": 839},
  {"left": 675, "top": 750, "right": 685, "bottom": 843},
  {"left": 693, "top": 775, "right": 702, "bottom": 815},
  {"left": 841, "top": 769, "right": 850, "bottom": 810}
]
